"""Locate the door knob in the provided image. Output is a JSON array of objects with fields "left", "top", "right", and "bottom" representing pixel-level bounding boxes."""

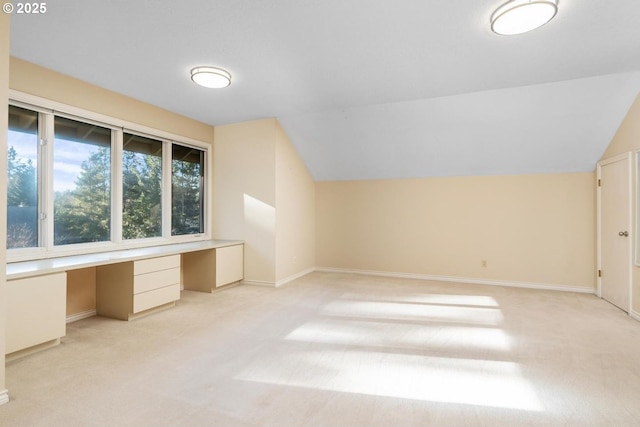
[{"left": 618, "top": 231, "right": 629, "bottom": 237}]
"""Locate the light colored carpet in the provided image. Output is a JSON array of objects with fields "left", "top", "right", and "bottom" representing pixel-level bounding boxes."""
[{"left": 1, "top": 271, "right": 640, "bottom": 427}]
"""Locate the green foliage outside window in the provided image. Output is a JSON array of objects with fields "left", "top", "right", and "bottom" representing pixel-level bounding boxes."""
[
  {"left": 122, "top": 149, "right": 162, "bottom": 239},
  {"left": 54, "top": 147, "right": 111, "bottom": 245},
  {"left": 172, "top": 145, "right": 204, "bottom": 236},
  {"left": 7, "top": 146, "right": 38, "bottom": 249}
]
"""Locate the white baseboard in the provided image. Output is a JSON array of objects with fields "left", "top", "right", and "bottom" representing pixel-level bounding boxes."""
[
  {"left": 276, "top": 267, "right": 316, "bottom": 288},
  {"left": 66, "top": 309, "right": 96, "bottom": 324},
  {"left": 241, "top": 267, "right": 316, "bottom": 288},
  {"left": 241, "top": 280, "right": 276, "bottom": 288},
  {"left": 315, "top": 267, "right": 595, "bottom": 294},
  {"left": 0, "top": 389, "right": 9, "bottom": 405},
  {"left": 630, "top": 310, "right": 640, "bottom": 322}
]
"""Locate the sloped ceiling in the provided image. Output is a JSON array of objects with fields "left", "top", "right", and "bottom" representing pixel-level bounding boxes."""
[
  {"left": 9, "top": 0, "right": 640, "bottom": 181},
  {"left": 280, "top": 72, "right": 640, "bottom": 180}
]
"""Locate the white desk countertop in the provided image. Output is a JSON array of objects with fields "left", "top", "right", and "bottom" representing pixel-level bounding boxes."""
[{"left": 6, "top": 240, "right": 243, "bottom": 280}]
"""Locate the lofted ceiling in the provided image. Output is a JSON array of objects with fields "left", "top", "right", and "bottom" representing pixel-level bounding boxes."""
[{"left": 9, "top": 0, "right": 640, "bottom": 181}]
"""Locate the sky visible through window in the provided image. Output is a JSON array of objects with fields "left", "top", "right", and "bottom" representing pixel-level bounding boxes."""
[
  {"left": 53, "top": 137, "right": 104, "bottom": 192},
  {"left": 9, "top": 129, "right": 99, "bottom": 192}
]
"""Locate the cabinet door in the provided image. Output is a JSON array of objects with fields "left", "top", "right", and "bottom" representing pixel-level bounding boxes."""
[
  {"left": 6, "top": 273, "right": 67, "bottom": 354},
  {"left": 216, "top": 245, "right": 244, "bottom": 287}
]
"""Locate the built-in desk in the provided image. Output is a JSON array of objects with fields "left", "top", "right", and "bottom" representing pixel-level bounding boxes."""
[{"left": 5, "top": 240, "right": 244, "bottom": 358}]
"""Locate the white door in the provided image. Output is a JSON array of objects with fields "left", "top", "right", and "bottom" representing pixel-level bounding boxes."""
[{"left": 598, "top": 154, "right": 632, "bottom": 312}]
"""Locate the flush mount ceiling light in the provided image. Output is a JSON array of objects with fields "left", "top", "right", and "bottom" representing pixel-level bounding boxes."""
[
  {"left": 190, "top": 66, "right": 231, "bottom": 88},
  {"left": 491, "top": 0, "right": 558, "bottom": 35}
]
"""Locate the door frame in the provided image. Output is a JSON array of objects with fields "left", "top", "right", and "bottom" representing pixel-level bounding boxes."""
[{"left": 596, "top": 152, "right": 633, "bottom": 312}]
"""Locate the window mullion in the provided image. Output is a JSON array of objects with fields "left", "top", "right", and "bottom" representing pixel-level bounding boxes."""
[
  {"left": 42, "top": 112, "right": 54, "bottom": 249},
  {"left": 36, "top": 112, "right": 45, "bottom": 248}
]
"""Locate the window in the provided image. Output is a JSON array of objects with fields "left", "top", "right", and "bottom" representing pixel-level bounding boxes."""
[
  {"left": 7, "top": 105, "right": 39, "bottom": 249},
  {"left": 53, "top": 116, "right": 112, "bottom": 245},
  {"left": 6, "top": 96, "right": 210, "bottom": 259},
  {"left": 172, "top": 144, "right": 204, "bottom": 236},
  {"left": 122, "top": 133, "right": 162, "bottom": 239}
]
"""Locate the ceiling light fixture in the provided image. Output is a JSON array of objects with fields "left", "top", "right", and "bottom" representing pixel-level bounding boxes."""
[
  {"left": 491, "top": 0, "right": 558, "bottom": 35},
  {"left": 190, "top": 66, "right": 232, "bottom": 88}
]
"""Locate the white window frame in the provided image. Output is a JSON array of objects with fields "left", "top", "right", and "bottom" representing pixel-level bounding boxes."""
[{"left": 7, "top": 90, "right": 212, "bottom": 262}]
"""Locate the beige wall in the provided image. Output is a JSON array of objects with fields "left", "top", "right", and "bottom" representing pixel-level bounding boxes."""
[
  {"left": 602, "top": 94, "right": 640, "bottom": 159},
  {"left": 0, "top": 10, "right": 9, "bottom": 403},
  {"left": 214, "top": 118, "right": 316, "bottom": 285},
  {"left": 316, "top": 172, "right": 596, "bottom": 290},
  {"left": 275, "top": 121, "right": 315, "bottom": 282},
  {"left": 214, "top": 119, "right": 277, "bottom": 284},
  {"left": 600, "top": 93, "right": 640, "bottom": 314}
]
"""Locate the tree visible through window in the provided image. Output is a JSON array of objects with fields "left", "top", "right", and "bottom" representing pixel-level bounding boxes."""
[
  {"left": 122, "top": 133, "right": 162, "bottom": 239},
  {"left": 7, "top": 105, "right": 38, "bottom": 249},
  {"left": 53, "top": 116, "right": 111, "bottom": 245},
  {"left": 172, "top": 144, "right": 204, "bottom": 235}
]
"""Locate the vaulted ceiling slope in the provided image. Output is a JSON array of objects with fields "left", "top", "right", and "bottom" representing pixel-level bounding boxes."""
[
  {"left": 280, "top": 73, "right": 640, "bottom": 180},
  {"left": 9, "top": 1, "right": 640, "bottom": 181}
]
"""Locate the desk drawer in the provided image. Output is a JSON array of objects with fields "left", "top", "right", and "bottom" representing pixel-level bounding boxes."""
[
  {"left": 134, "top": 255, "right": 180, "bottom": 275},
  {"left": 134, "top": 267, "right": 180, "bottom": 294},
  {"left": 133, "top": 284, "right": 180, "bottom": 314}
]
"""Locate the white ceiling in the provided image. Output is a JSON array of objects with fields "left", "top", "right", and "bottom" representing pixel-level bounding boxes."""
[{"left": 9, "top": 0, "right": 640, "bottom": 181}]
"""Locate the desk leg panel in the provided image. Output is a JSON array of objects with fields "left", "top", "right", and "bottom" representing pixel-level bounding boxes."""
[{"left": 96, "top": 262, "right": 134, "bottom": 320}]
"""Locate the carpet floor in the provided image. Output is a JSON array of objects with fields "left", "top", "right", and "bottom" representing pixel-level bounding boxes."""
[{"left": 1, "top": 271, "right": 640, "bottom": 427}]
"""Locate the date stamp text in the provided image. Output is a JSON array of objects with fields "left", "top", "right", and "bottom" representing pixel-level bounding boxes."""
[{"left": 3, "top": 3, "right": 47, "bottom": 14}]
